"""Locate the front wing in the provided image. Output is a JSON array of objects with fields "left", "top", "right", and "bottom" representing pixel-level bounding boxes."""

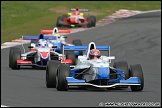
[{"left": 66, "top": 77, "right": 141, "bottom": 88}]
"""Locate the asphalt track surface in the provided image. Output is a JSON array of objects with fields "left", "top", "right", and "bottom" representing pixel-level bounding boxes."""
[{"left": 1, "top": 11, "right": 161, "bottom": 107}]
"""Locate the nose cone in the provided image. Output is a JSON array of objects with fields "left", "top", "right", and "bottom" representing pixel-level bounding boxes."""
[
  {"left": 96, "top": 67, "right": 109, "bottom": 79},
  {"left": 40, "top": 52, "right": 49, "bottom": 59},
  {"left": 70, "top": 18, "right": 76, "bottom": 23}
]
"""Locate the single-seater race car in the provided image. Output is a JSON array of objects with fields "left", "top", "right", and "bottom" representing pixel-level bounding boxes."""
[
  {"left": 40, "top": 27, "right": 83, "bottom": 56},
  {"left": 56, "top": 7, "right": 96, "bottom": 28},
  {"left": 46, "top": 42, "right": 144, "bottom": 91},
  {"left": 9, "top": 35, "right": 77, "bottom": 70}
]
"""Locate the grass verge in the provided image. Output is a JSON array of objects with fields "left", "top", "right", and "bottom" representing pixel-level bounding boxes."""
[{"left": 1, "top": 1, "right": 161, "bottom": 44}]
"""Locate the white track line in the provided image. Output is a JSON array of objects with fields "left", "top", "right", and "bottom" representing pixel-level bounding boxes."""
[{"left": 1, "top": 105, "right": 9, "bottom": 107}]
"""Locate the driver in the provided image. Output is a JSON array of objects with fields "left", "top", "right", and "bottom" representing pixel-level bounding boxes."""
[
  {"left": 89, "top": 49, "right": 101, "bottom": 59},
  {"left": 72, "top": 7, "right": 80, "bottom": 15},
  {"left": 75, "top": 7, "right": 80, "bottom": 15},
  {"left": 38, "top": 39, "right": 47, "bottom": 48},
  {"left": 53, "top": 31, "right": 60, "bottom": 37}
]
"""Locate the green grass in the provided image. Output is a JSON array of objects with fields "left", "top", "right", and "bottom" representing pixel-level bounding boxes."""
[{"left": 1, "top": 1, "right": 161, "bottom": 44}]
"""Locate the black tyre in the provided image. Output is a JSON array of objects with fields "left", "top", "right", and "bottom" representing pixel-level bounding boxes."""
[
  {"left": 130, "top": 64, "right": 144, "bottom": 91},
  {"left": 62, "top": 14, "right": 68, "bottom": 19},
  {"left": 46, "top": 60, "right": 61, "bottom": 88},
  {"left": 9, "top": 47, "right": 19, "bottom": 68},
  {"left": 87, "top": 17, "right": 92, "bottom": 28},
  {"left": 30, "top": 39, "right": 37, "bottom": 44},
  {"left": 113, "top": 61, "right": 129, "bottom": 88},
  {"left": 66, "top": 51, "right": 76, "bottom": 65},
  {"left": 90, "top": 16, "right": 96, "bottom": 27},
  {"left": 59, "top": 44, "right": 64, "bottom": 54},
  {"left": 56, "top": 16, "right": 62, "bottom": 27},
  {"left": 113, "top": 61, "right": 129, "bottom": 79},
  {"left": 72, "top": 39, "right": 83, "bottom": 56},
  {"left": 56, "top": 64, "right": 70, "bottom": 91},
  {"left": 11, "top": 48, "right": 21, "bottom": 70}
]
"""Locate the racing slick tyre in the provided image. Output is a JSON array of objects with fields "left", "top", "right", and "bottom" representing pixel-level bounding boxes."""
[
  {"left": 11, "top": 48, "right": 21, "bottom": 70},
  {"left": 56, "top": 16, "right": 62, "bottom": 27},
  {"left": 30, "top": 39, "right": 37, "bottom": 44},
  {"left": 72, "top": 39, "right": 83, "bottom": 56},
  {"left": 59, "top": 44, "right": 64, "bottom": 54},
  {"left": 9, "top": 47, "right": 19, "bottom": 68},
  {"left": 56, "top": 64, "right": 70, "bottom": 91},
  {"left": 90, "top": 16, "right": 96, "bottom": 27},
  {"left": 46, "top": 60, "right": 61, "bottom": 88},
  {"left": 66, "top": 51, "right": 76, "bottom": 65},
  {"left": 113, "top": 61, "right": 130, "bottom": 79},
  {"left": 62, "top": 14, "right": 68, "bottom": 19},
  {"left": 87, "top": 17, "right": 92, "bottom": 28},
  {"left": 113, "top": 61, "right": 129, "bottom": 88},
  {"left": 130, "top": 64, "right": 144, "bottom": 91}
]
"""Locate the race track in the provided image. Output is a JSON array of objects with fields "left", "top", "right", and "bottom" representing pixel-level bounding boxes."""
[{"left": 1, "top": 11, "right": 161, "bottom": 107}]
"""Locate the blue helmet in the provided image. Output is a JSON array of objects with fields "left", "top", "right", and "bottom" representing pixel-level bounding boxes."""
[{"left": 38, "top": 39, "right": 47, "bottom": 48}]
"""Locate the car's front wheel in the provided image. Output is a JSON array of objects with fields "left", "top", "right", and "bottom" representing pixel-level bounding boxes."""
[
  {"left": 130, "top": 64, "right": 144, "bottom": 91},
  {"left": 46, "top": 60, "right": 61, "bottom": 88},
  {"left": 56, "top": 64, "right": 70, "bottom": 91},
  {"left": 11, "top": 48, "right": 21, "bottom": 70}
]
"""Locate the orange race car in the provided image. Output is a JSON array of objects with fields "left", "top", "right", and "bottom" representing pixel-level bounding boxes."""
[{"left": 56, "top": 7, "right": 96, "bottom": 28}]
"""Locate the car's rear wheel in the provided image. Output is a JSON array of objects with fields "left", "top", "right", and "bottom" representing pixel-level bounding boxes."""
[
  {"left": 62, "top": 14, "right": 68, "bottom": 19},
  {"left": 11, "top": 48, "right": 21, "bottom": 70},
  {"left": 56, "top": 64, "right": 70, "bottom": 91},
  {"left": 87, "top": 17, "right": 92, "bottom": 28},
  {"left": 30, "top": 39, "right": 37, "bottom": 44},
  {"left": 113, "top": 61, "right": 130, "bottom": 79},
  {"left": 90, "top": 16, "right": 96, "bottom": 27},
  {"left": 130, "top": 64, "right": 144, "bottom": 91},
  {"left": 66, "top": 51, "right": 76, "bottom": 65},
  {"left": 56, "top": 16, "right": 62, "bottom": 27},
  {"left": 113, "top": 61, "right": 129, "bottom": 88},
  {"left": 46, "top": 60, "right": 61, "bottom": 88}
]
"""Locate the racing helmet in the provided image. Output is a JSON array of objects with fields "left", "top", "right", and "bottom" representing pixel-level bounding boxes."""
[
  {"left": 38, "top": 39, "right": 47, "bottom": 48},
  {"left": 75, "top": 7, "right": 80, "bottom": 15},
  {"left": 53, "top": 32, "right": 60, "bottom": 37},
  {"left": 76, "top": 7, "right": 79, "bottom": 11},
  {"left": 89, "top": 49, "right": 101, "bottom": 59}
]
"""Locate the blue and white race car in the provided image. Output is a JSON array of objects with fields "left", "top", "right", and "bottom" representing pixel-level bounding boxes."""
[
  {"left": 9, "top": 35, "right": 77, "bottom": 69},
  {"left": 31, "top": 27, "right": 83, "bottom": 56},
  {"left": 46, "top": 42, "right": 144, "bottom": 91}
]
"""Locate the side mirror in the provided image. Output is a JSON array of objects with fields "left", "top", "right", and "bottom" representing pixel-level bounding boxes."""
[
  {"left": 28, "top": 46, "right": 33, "bottom": 48},
  {"left": 63, "top": 36, "right": 67, "bottom": 38},
  {"left": 62, "top": 36, "right": 67, "bottom": 38},
  {"left": 52, "top": 46, "right": 57, "bottom": 48}
]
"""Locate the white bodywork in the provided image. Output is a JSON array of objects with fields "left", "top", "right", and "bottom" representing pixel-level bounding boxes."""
[
  {"left": 73, "top": 42, "right": 115, "bottom": 69},
  {"left": 75, "top": 55, "right": 115, "bottom": 69},
  {"left": 21, "top": 46, "right": 64, "bottom": 63}
]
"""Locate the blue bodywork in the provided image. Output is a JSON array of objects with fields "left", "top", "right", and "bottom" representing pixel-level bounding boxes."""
[
  {"left": 23, "top": 34, "right": 80, "bottom": 56},
  {"left": 63, "top": 45, "right": 141, "bottom": 88},
  {"left": 67, "top": 67, "right": 140, "bottom": 84}
]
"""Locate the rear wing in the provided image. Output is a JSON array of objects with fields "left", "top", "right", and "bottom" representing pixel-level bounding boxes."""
[
  {"left": 70, "top": 8, "right": 89, "bottom": 12},
  {"left": 22, "top": 36, "right": 56, "bottom": 40},
  {"left": 40, "top": 29, "right": 70, "bottom": 34},
  {"left": 64, "top": 46, "right": 109, "bottom": 51},
  {"left": 63, "top": 45, "right": 110, "bottom": 56}
]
